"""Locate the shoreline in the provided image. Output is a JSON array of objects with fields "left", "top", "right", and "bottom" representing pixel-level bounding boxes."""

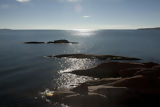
[{"left": 42, "top": 54, "right": 160, "bottom": 107}]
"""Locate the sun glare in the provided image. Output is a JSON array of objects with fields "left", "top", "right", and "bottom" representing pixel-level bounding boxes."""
[{"left": 72, "top": 29, "right": 96, "bottom": 36}]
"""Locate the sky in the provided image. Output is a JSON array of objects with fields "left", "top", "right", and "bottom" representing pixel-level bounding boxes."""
[{"left": 0, "top": 0, "right": 160, "bottom": 29}]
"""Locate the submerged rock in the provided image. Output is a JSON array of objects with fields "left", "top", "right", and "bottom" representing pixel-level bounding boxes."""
[{"left": 47, "top": 54, "right": 141, "bottom": 60}]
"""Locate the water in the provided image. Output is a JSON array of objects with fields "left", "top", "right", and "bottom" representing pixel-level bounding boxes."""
[{"left": 0, "top": 29, "right": 160, "bottom": 106}]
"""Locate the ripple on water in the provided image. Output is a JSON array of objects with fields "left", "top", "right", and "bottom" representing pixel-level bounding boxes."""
[
  {"left": 56, "top": 58, "right": 99, "bottom": 89},
  {"left": 40, "top": 58, "right": 99, "bottom": 104}
]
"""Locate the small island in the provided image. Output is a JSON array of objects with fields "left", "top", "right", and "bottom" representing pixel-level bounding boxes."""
[
  {"left": 24, "top": 39, "right": 78, "bottom": 44},
  {"left": 24, "top": 41, "right": 45, "bottom": 44}
]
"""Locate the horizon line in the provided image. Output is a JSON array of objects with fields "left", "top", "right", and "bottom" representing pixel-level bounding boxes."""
[{"left": 0, "top": 27, "right": 160, "bottom": 30}]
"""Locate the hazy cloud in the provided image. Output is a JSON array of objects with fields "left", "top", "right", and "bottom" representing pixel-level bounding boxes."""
[
  {"left": 83, "top": 16, "right": 91, "bottom": 18},
  {"left": 16, "top": 0, "right": 30, "bottom": 3}
]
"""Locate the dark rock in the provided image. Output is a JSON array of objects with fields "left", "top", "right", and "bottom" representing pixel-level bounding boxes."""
[
  {"left": 24, "top": 41, "right": 45, "bottom": 44},
  {"left": 48, "top": 40, "right": 69, "bottom": 43},
  {"left": 80, "top": 78, "right": 121, "bottom": 86},
  {"left": 71, "top": 84, "right": 88, "bottom": 95},
  {"left": 119, "top": 68, "right": 143, "bottom": 77},
  {"left": 143, "top": 62, "right": 159, "bottom": 68},
  {"left": 25, "top": 39, "right": 78, "bottom": 44},
  {"left": 62, "top": 93, "right": 107, "bottom": 107},
  {"left": 47, "top": 39, "right": 78, "bottom": 44},
  {"left": 109, "top": 75, "right": 160, "bottom": 94},
  {"left": 70, "top": 62, "right": 145, "bottom": 78},
  {"left": 135, "top": 68, "right": 160, "bottom": 77},
  {"left": 152, "top": 65, "right": 160, "bottom": 70}
]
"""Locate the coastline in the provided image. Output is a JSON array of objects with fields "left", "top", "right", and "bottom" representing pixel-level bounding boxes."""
[{"left": 41, "top": 54, "right": 160, "bottom": 107}]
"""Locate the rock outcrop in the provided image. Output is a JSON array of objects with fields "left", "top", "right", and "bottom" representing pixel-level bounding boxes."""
[
  {"left": 47, "top": 54, "right": 141, "bottom": 60},
  {"left": 70, "top": 62, "right": 145, "bottom": 78},
  {"left": 44, "top": 61, "right": 160, "bottom": 107}
]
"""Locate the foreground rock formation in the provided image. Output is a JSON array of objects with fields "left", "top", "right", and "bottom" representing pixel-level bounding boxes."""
[
  {"left": 47, "top": 54, "right": 141, "bottom": 60},
  {"left": 43, "top": 61, "right": 160, "bottom": 107},
  {"left": 25, "top": 39, "right": 78, "bottom": 44}
]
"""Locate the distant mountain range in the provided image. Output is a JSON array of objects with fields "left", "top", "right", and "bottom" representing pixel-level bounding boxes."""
[{"left": 138, "top": 27, "right": 160, "bottom": 30}]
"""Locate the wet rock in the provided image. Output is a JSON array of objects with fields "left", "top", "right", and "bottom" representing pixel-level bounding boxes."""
[
  {"left": 48, "top": 54, "right": 141, "bottom": 60},
  {"left": 119, "top": 68, "right": 143, "bottom": 77},
  {"left": 89, "top": 85, "right": 135, "bottom": 104},
  {"left": 62, "top": 93, "right": 107, "bottom": 107},
  {"left": 71, "top": 83, "right": 88, "bottom": 95},
  {"left": 47, "top": 90, "right": 77, "bottom": 102},
  {"left": 143, "top": 62, "right": 159, "bottom": 68},
  {"left": 76, "top": 78, "right": 121, "bottom": 87},
  {"left": 135, "top": 68, "right": 160, "bottom": 77},
  {"left": 109, "top": 75, "right": 160, "bottom": 94}
]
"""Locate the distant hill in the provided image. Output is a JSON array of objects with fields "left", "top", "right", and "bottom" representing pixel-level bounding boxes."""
[
  {"left": 138, "top": 27, "right": 160, "bottom": 30},
  {"left": 0, "top": 29, "right": 12, "bottom": 31}
]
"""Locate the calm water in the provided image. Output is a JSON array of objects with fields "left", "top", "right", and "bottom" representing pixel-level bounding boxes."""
[{"left": 0, "top": 29, "right": 160, "bottom": 106}]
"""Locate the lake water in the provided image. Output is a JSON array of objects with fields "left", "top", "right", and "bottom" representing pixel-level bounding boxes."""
[{"left": 0, "top": 29, "right": 160, "bottom": 106}]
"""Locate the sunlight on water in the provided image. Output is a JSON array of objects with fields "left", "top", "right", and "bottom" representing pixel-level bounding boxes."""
[
  {"left": 72, "top": 29, "right": 96, "bottom": 36},
  {"left": 56, "top": 58, "right": 98, "bottom": 89}
]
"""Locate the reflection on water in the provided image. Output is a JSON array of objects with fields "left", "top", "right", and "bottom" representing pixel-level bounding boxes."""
[
  {"left": 41, "top": 58, "right": 99, "bottom": 104},
  {"left": 56, "top": 58, "right": 99, "bottom": 89},
  {"left": 71, "top": 29, "right": 96, "bottom": 36}
]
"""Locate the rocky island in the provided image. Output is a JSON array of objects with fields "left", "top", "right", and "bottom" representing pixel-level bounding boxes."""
[
  {"left": 24, "top": 41, "right": 45, "bottom": 44},
  {"left": 25, "top": 39, "right": 78, "bottom": 44}
]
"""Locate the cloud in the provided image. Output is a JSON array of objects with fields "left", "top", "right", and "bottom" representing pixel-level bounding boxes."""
[
  {"left": 83, "top": 16, "right": 91, "bottom": 18},
  {"left": 16, "top": 0, "right": 30, "bottom": 3},
  {"left": 58, "top": 0, "right": 81, "bottom": 3}
]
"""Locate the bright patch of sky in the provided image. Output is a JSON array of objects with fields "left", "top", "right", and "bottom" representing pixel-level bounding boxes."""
[{"left": 0, "top": 0, "right": 160, "bottom": 29}]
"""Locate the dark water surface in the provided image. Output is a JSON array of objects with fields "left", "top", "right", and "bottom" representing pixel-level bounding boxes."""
[{"left": 0, "top": 29, "right": 160, "bottom": 106}]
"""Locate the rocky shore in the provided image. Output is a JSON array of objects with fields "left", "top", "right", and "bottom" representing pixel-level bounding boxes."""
[
  {"left": 43, "top": 54, "right": 160, "bottom": 107},
  {"left": 47, "top": 54, "right": 141, "bottom": 60}
]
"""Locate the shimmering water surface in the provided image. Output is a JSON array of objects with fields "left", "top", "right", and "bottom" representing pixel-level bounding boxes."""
[{"left": 0, "top": 29, "right": 160, "bottom": 106}]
